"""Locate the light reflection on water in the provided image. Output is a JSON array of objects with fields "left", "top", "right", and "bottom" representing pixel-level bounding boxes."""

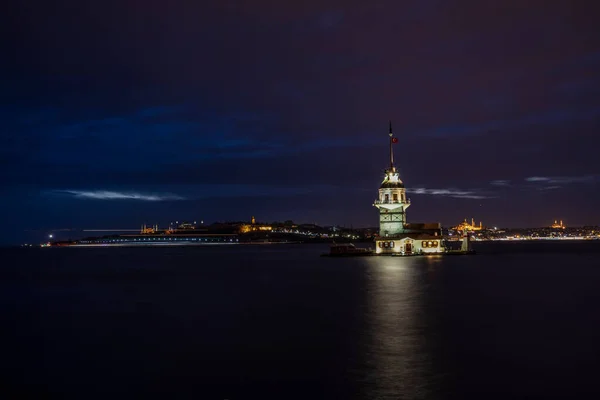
[
  {"left": 4, "top": 243, "right": 600, "bottom": 398},
  {"left": 362, "top": 256, "right": 441, "bottom": 399}
]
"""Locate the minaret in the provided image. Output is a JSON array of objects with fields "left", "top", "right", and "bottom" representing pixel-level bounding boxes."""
[{"left": 373, "top": 121, "right": 410, "bottom": 237}]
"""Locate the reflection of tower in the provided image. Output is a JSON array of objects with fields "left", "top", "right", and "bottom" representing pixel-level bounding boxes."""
[{"left": 373, "top": 122, "right": 411, "bottom": 237}]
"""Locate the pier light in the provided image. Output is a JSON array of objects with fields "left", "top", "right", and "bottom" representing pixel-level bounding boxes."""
[{"left": 48, "top": 234, "right": 53, "bottom": 238}]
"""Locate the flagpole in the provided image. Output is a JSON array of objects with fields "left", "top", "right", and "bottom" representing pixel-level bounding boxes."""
[{"left": 389, "top": 120, "right": 394, "bottom": 170}]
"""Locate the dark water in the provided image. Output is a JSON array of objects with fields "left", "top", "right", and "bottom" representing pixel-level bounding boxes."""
[{"left": 1, "top": 241, "right": 600, "bottom": 399}]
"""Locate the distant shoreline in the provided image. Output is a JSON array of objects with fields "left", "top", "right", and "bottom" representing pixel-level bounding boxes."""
[{"left": 7, "top": 236, "right": 599, "bottom": 249}]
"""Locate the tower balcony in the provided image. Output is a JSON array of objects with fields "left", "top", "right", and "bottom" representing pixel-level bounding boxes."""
[
  {"left": 374, "top": 199, "right": 410, "bottom": 205},
  {"left": 373, "top": 198, "right": 411, "bottom": 210}
]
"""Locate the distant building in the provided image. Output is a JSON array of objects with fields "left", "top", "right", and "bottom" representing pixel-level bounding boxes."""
[
  {"left": 177, "top": 221, "right": 197, "bottom": 230},
  {"left": 452, "top": 218, "right": 484, "bottom": 231},
  {"left": 373, "top": 122, "right": 443, "bottom": 255},
  {"left": 238, "top": 216, "right": 273, "bottom": 234},
  {"left": 550, "top": 220, "right": 565, "bottom": 229},
  {"left": 140, "top": 224, "right": 159, "bottom": 234}
]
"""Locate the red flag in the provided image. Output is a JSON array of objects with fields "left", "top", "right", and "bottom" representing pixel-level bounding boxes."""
[{"left": 391, "top": 137, "right": 398, "bottom": 144}]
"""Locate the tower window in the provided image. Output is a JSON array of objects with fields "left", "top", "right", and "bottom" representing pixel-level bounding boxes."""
[
  {"left": 384, "top": 194, "right": 389, "bottom": 203},
  {"left": 392, "top": 193, "right": 398, "bottom": 202}
]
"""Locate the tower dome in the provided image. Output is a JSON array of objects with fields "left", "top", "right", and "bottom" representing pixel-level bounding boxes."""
[{"left": 380, "top": 172, "right": 405, "bottom": 189}]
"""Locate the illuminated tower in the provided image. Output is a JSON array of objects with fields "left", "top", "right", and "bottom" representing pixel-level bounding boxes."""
[{"left": 373, "top": 122, "right": 410, "bottom": 237}]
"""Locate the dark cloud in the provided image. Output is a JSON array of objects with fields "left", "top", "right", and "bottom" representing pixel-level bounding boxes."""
[
  {"left": 408, "top": 188, "right": 492, "bottom": 200},
  {"left": 51, "top": 190, "right": 187, "bottom": 201},
  {"left": 524, "top": 176, "right": 598, "bottom": 184}
]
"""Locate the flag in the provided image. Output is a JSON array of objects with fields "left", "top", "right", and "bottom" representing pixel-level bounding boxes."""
[{"left": 391, "top": 137, "right": 398, "bottom": 144}]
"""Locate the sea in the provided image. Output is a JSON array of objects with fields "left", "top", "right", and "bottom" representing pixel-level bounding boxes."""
[{"left": 1, "top": 241, "right": 600, "bottom": 399}]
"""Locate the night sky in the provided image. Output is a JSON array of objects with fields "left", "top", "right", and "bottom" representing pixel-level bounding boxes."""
[{"left": 2, "top": 1, "right": 600, "bottom": 245}]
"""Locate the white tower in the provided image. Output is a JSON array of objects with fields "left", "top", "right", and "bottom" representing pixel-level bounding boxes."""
[{"left": 373, "top": 121, "right": 410, "bottom": 237}]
